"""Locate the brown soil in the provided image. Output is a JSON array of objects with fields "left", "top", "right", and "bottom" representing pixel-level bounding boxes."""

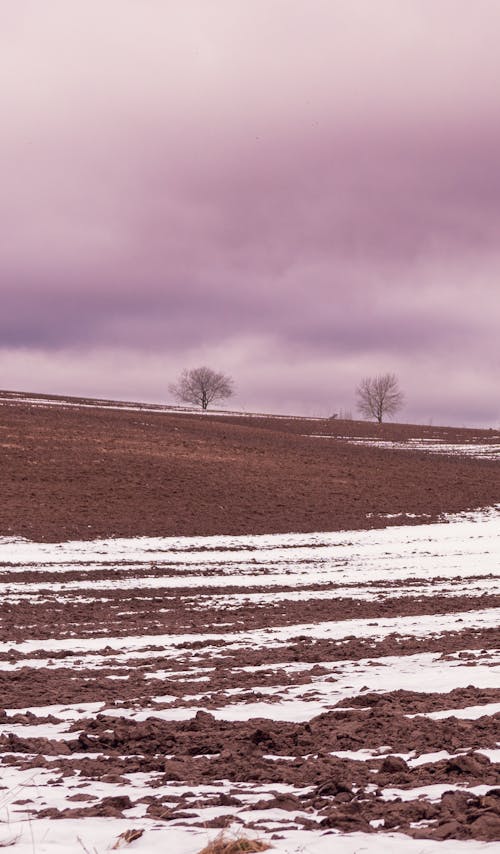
[
  {"left": 1, "top": 391, "right": 499, "bottom": 844},
  {"left": 1, "top": 587, "right": 498, "bottom": 642},
  {"left": 0, "top": 629, "right": 498, "bottom": 711},
  {"left": 3, "top": 710, "right": 500, "bottom": 840},
  {"left": 0, "top": 391, "right": 498, "bottom": 542}
]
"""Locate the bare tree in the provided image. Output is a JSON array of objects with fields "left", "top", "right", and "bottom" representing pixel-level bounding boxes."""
[
  {"left": 169, "top": 366, "right": 234, "bottom": 410},
  {"left": 356, "top": 372, "right": 404, "bottom": 423}
]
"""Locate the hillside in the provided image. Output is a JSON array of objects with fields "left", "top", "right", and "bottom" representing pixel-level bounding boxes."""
[
  {"left": 1, "top": 393, "right": 499, "bottom": 849},
  {"left": 0, "top": 390, "right": 498, "bottom": 542}
]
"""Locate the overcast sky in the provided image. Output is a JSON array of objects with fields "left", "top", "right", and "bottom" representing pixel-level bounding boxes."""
[{"left": 1, "top": 1, "right": 499, "bottom": 425}]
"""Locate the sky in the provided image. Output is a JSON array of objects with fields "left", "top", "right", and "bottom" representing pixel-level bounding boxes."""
[{"left": 1, "top": 0, "right": 499, "bottom": 426}]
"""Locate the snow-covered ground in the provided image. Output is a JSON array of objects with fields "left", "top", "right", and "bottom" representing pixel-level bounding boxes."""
[
  {"left": 5, "top": 816, "right": 500, "bottom": 854},
  {"left": 1, "top": 507, "right": 499, "bottom": 852},
  {"left": 309, "top": 434, "right": 500, "bottom": 460},
  {"left": 1, "top": 505, "right": 499, "bottom": 578}
]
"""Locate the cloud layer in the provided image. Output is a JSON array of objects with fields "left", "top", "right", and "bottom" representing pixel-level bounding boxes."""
[{"left": 1, "top": 1, "right": 499, "bottom": 424}]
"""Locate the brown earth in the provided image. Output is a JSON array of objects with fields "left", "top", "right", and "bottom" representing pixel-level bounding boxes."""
[
  {"left": 3, "top": 709, "right": 500, "bottom": 840},
  {"left": 1, "top": 587, "right": 498, "bottom": 641},
  {"left": 1, "top": 391, "right": 499, "bottom": 844},
  {"left": 0, "top": 390, "right": 499, "bottom": 542},
  {"left": 0, "top": 626, "right": 498, "bottom": 710}
]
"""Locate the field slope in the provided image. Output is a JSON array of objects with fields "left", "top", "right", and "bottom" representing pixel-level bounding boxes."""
[
  {"left": 0, "top": 390, "right": 499, "bottom": 541},
  {"left": 0, "top": 391, "right": 499, "bottom": 852}
]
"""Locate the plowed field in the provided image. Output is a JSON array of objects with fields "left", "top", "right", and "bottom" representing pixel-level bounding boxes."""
[{"left": 0, "top": 393, "right": 499, "bottom": 853}]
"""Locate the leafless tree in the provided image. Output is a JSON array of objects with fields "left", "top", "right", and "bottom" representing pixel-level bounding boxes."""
[
  {"left": 356, "top": 372, "right": 404, "bottom": 423},
  {"left": 169, "top": 366, "right": 234, "bottom": 410}
]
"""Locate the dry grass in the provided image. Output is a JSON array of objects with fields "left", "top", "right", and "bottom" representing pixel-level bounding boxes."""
[
  {"left": 111, "top": 828, "right": 145, "bottom": 848},
  {"left": 0, "top": 836, "right": 20, "bottom": 849},
  {"left": 198, "top": 831, "right": 271, "bottom": 854},
  {"left": 0, "top": 796, "right": 23, "bottom": 848}
]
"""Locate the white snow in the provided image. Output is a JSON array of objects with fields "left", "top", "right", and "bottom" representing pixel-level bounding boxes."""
[
  {"left": 308, "top": 434, "right": 500, "bottom": 460},
  {"left": 1, "top": 506, "right": 499, "bottom": 852},
  {"left": 3, "top": 818, "right": 500, "bottom": 854},
  {"left": 380, "top": 784, "right": 494, "bottom": 802},
  {"left": 1, "top": 504, "right": 498, "bottom": 574},
  {"left": 1, "top": 606, "right": 498, "bottom": 659},
  {"left": 412, "top": 702, "right": 500, "bottom": 720}
]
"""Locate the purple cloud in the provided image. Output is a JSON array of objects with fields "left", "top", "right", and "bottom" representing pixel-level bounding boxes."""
[{"left": 1, "top": 1, "right": 499, "bottom": 425}]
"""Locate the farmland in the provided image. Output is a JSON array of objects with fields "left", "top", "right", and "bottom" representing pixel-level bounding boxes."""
[{"left": 0, "top": 393, "right": 499, "bottom": 852}]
